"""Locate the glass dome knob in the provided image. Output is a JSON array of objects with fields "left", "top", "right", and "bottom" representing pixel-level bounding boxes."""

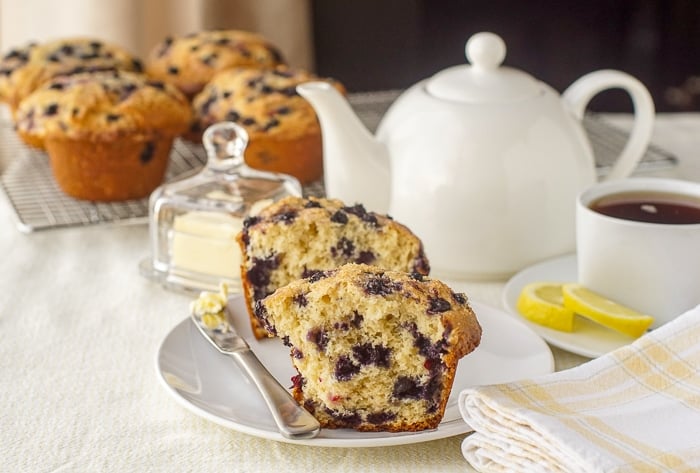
[{"left": 203, "top": 121, "right": 248, "bottom": 171}]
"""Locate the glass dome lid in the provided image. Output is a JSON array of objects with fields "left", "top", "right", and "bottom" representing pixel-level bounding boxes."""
[{"left": 139, "top": 121, "right": 302, "bottom": 294}]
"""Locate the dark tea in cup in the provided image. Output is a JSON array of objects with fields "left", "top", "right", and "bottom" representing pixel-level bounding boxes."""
[
  {"left": 577, "top": 178, "right": 700, "bottom": 327},
  {"left": 589, "top": 191, "right": 700, "bottom": 224}
]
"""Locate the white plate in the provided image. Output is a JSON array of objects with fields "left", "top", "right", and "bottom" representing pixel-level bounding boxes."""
[
  {"left": 156, "top": 295, "right": 553, "bottom": 447},
  {"left": 502, "top": 254, "right": 637, "bottom": 358}
]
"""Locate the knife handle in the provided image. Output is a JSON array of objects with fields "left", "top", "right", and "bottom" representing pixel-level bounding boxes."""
[{"left": 232, "top": 349, "right": 321, "bottom": 439}]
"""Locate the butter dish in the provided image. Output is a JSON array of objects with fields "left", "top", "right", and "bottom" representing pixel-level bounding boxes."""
[{"left": 139, "top": 121, "right": 301, "bottom": 293}]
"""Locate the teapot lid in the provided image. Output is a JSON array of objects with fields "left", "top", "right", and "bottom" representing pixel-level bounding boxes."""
[{"left": 425, "top": 32, "right": 541, "bottom": 103}]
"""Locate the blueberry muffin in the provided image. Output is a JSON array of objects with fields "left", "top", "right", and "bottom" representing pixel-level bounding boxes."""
[
  {"left": 15, "top": 70, "right": 191, "bottom": 201},
  {"left": 192, "top": 67, "right": 345, "bottom": 184},
  {"left": 0, "top": 37, "right": 143, "bottom": 115},
  {"left": 146, "top": 30, "right": 285, "bottom": 98},
  {"left": 236, "top": 196, "right": 430, "bottom": 338},
  {"left": 256, "top": 263, "right": 482, "bottom": 432}
]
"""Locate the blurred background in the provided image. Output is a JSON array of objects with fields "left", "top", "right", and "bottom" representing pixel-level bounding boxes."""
[
  {"left": 2, "top": 0, "right": 698, "bottom": 112},
  {"left": 312, "top": 0, "right": 700, "bottom": 112}
]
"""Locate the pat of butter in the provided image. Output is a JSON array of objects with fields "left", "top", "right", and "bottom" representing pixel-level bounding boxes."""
[
  {"left": 190, "top": 283, "right": 229, "bottom": 329},
  {"left": 171, "top": 211, "right": 243, "bottom": 278}
]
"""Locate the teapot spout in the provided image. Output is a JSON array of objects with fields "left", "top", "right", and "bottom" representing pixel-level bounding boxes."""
[{"left": 298, "top": 82, "right": 390, "bottom": 213}]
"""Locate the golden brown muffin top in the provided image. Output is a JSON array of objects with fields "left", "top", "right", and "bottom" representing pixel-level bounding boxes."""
[
  {"left": 0, "top": 37, "right": 143, "bottom": 108},
  {"left": 192, "top": 66, "right": 344, "bottom": 140},
  {"left": 146, "top": 30, "right": 285, "bottom": 97},
  {"left": 15, "top": 70, "right": 191, "bottom": 142}
]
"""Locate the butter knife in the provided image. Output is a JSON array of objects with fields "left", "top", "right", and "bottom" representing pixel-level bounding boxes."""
[{"left": 190, "top": 309, "right": 320, "bottom": 440}]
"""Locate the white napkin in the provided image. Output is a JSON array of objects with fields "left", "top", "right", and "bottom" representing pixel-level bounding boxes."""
[{"left": 459, "top": 304, "right": 700, "bottom": 473}]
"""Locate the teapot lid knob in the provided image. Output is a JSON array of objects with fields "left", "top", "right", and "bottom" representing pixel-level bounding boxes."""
[{"left": 466, "top": 32, "right": 506, "bottom": 70}]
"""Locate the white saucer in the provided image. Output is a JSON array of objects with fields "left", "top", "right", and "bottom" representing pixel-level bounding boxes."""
[
  {"left": 156, "top": 295, "right": 553, "bottom": 447},
  {"left": 502, "top": 254, "right": 637, "bottom": 358}
]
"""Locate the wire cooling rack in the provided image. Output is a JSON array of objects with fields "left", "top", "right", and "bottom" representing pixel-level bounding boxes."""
[
  {"left": 0, "top": 91, "right": 678, "bottom": 233},
  {"left": 0, "top": 133, "right": 208, "bottom": 232}
]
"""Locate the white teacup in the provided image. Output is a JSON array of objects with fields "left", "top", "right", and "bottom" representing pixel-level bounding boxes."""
[{"left": 576, "top": 177, "right": 700, "bottom": 327}]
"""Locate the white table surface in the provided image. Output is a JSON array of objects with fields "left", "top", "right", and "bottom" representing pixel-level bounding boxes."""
[{"left": 1, "top": 113, "right": 698, "bottom": 472}]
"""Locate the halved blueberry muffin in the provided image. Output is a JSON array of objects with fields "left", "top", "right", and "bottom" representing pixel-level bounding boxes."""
[
  {"left": 256, "top": 263, "right": 482, "bottom": 432},
  {"left": 236, "top": 196, "right": 430, "bottom": 338}
]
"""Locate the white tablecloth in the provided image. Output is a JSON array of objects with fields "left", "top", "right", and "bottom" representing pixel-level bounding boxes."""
[{"left": 1, "top": 114, "right": 698, "bottom": 472}]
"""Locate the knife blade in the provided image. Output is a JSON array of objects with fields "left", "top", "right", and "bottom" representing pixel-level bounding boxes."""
[{"left": 191, "top": 305, "right": 320, "bottom": 440}]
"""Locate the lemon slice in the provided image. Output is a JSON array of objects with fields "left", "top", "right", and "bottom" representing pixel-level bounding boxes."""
[
  {"left": 562, "top": 283, "right": 654, "bottom": 338},
  {"left": 517, "top": 282, "right": 574, "bottom": 332}
]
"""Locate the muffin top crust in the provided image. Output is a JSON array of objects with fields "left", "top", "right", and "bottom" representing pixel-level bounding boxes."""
[
  {"left": 192, "top": 66, "right": 344, "bottom": 140},
  {"left": 15, "top": 70, "right": 191, "bottom": 142},
  {"left": 0, "top": 37, "right": 143, "bottom": 108},
  {"left": 146, "top": 29, "right": 285, "bottom": 97}
]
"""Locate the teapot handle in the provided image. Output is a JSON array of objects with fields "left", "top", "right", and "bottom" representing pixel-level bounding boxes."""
[{"left": 562, "top": 70, "right": 655, "bottom": 181}]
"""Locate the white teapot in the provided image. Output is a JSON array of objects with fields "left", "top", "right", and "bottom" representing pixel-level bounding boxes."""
[{"left": 298, "top": 32, "right": 654, "bottom": 279}]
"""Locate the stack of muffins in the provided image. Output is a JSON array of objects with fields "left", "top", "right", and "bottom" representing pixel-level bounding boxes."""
[
  {"left": 0, "top": 31, "right": 343, "bottom": 201},
  {"left": 147, "top": 30, "right": 344, "bottom": 185}
]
